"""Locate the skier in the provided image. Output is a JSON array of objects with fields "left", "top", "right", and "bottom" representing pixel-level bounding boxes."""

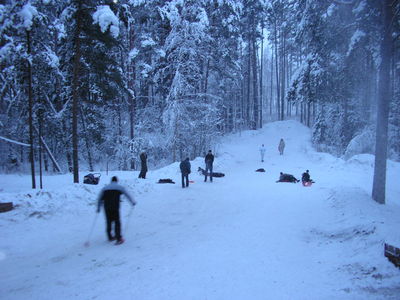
[
  {"left": 276, "top": 172, "right": 299, "bottom": 183},
  {"left": 204, "top": 150, "right": 214, "bottom": 182},
  {"left": 259, "top": 144, "right": 266, "bottom": 162},
  {"left": 278, "top": 138, "right": 285, "bottom": 155},
  {"left": 97, "top": 176, "right": 136, "bottom": 245},
  {"left": 180, "top": 157, "right": 191, "bottom": 188},
  {"left": 138, "top": 151, "right": 148, "bottom": 179}
]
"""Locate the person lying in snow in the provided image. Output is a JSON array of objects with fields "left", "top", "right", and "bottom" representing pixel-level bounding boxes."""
[
  {"left": 276, "top": 172, "right": 299, "bottom": 183},
  {"left": 198, "top": 167, "right": 225, "bottom": 178}
]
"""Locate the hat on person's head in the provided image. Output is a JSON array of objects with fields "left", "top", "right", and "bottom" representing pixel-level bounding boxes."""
[
  {"left": 208, "top": 150, "right": 212, "bottom": 153},
  {"left": 111, "top": 176, "right": 118, "bottom": 182},
  {"left": 186, "top": 157, "right": 190, "bottom": 161}
]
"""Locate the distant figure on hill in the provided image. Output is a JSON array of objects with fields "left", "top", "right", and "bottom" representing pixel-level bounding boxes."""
[
  {"left": 301, "top": 170, "right": 314, "bottom": 186},
  {"left": 97, "top": 176, "right": 136, "bottom": 245},
  {"left": 259, "top": 144, "right": 266, "bottom": 162},
  {"left": 138, "top": 151, "right": 148, "bottom": 179},
  {"left": 180, "top": 157, "right": 191, "bottom": 188},
  {"left": 278, "top": 138, "right": 285, "bottom": 155},
  {"left": 276, "top": 172, "right": 299, "bottom": 183},
  {"left": 204, "top": 150, "right": 214, "bottom": 182}
]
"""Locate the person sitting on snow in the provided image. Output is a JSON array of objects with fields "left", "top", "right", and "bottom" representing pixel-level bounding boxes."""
[
  {"left": 301, "top": 170, "right": 314, "bottom": 185},
  {"left": 276, "top": 172, "right": 299, "bottom": 183}
]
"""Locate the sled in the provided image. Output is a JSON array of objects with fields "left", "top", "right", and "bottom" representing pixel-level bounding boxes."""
[
  {"left": 189, "top": 180, "right": 195, "bottom": 183},
  {"left": 0, "top": 202, "right": 13, "bottom": 213},
  {"left": 302, "top": 181, "right": 313, "bottom": 187},
  {"left": 83, "top": 173, "right": 101, "bottom": 185},
  {"left": 384, "top": 243, "right": 400, "bottom": 268}
]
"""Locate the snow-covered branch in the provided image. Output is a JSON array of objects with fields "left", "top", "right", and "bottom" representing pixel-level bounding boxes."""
[{"left": 0, "top": 136, "right": 30, "bottom": 147}]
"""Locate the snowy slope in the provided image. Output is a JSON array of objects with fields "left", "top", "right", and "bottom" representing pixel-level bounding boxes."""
[{"left": 1, "top": 120, "right": 400, "bottom": 300}]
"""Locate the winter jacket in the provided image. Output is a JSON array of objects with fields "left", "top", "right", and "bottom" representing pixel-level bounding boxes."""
[
  {"left": 180, "top": 159, "right": 191, "bottom": 175},
  {"left": 97, "top": 182, "right": 135, "bottom": 212},
  {"left": 205, "top": 153, "right": 214, "bottom": 165},
  {"left": 302, "top": 172, "right": 311, "bottom": 182},
  {"left": 278, "top": 140, "right": 285, "bottom": 151},
  {"left": 140, "top": 152, "right": 148, "bottom": 171}
]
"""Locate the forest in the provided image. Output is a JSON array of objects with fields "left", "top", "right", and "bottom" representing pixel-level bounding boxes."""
[{"left": 0, "top": 0, "right": 399, "bottom": 192}]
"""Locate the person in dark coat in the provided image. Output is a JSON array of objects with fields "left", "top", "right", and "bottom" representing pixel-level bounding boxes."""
[
  {"left": 204, "top": 150, "right": 214, "bottom": 182},
  {"left": 97, "top": 176, "right": 136, "bottom": 244},
  {"left": 180, "top": 157, "right": 191, "bottom": 188},
  {"left": 277, "top": 172, "right": 299, "bottom": 183},
  {"left": 302, "top": 170, "right": 311, "bottom": 183},
  {"left": 138, "top": 152, "right": 148, "bottom": 179},
  {"left": 301, "top": 170, "right": 314, "bottom": 186}
]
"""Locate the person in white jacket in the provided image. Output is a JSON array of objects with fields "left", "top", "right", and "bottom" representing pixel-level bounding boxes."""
[
  {"left": 259, "top": 144, "right": 266, "bottom": 162},
  {"left": 278, "top": 138, "right": 285, "bottom": 155}
]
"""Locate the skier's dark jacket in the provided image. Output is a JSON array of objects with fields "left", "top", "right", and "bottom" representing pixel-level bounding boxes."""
[
  {"left": 180, "top": 159, "right": 191, "bottom": 175},
  {"left": 205, "top": 153, "right": 214, "bottom": 165},
  {"left": 302, "top": 172, "right": 310, "bottom": 182},
  {"left": 140, "top": 152, "right": 148, "bottom": 171},
  {"left": 97, "top": 182, "right": 135, "bottom": 212}
]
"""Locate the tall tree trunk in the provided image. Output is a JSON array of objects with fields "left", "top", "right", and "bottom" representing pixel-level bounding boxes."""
[
  {"left": 38, "top": 109, "right": 43, "bottom": 189},
  {"left": 72, "top": 1, "right": 82, "bottom": 183},
  {"left": 128, "top": 25, "right": 136, "bottom": 170},
  {"left": 27, "top": 30, "right": 36, "bottom": 189},
  {"left": 274, "top": 24, "right": 280, "bottom": 119},
  {"left": 372, "top": 0, "right": 394, "bottom": 204},
  {"left": 79, "top": 106, "right": 93, "bottom": 172},
  {"left": 280, "top": 31, "right": 286, "bottom": 121},
  {"left": 252, "top": 38, "right": 259, "bottom": 130},
  {"left": 259, "top": 27, "right": 264, "bottom": 128},
  {"left": 270, "top": 51, "right": 273, "bottom": 116},
  {"left": 247, "top": 37, "right": 251, "bottom": 127}
]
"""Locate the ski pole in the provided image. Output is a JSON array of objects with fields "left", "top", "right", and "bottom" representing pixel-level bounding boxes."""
[{"left": 84, "top": 212, "right": 99, "bottom": 248}]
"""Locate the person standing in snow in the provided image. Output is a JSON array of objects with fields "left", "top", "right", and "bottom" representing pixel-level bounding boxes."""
[
  {"left": 278, "top": 138, "right": 285, "bottom": 155},
  {"left": 97, "top": 176, "right": 136, "bottom": 245},
  {"left": 138, "top": 151, "right": 148, "bottom": 179},
  {"left": 259, "top": 144, "right": 266, "bottom": 162},
  {"left": 204, "top": 150, "right": 214, "bottom": 182},
  {"left": 180, "top": 157, "right": 191, "bottom": 188}
]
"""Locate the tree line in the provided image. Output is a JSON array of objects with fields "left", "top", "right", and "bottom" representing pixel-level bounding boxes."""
[{"left": 0, "top": 0, "right": 399, "bottom": 203}]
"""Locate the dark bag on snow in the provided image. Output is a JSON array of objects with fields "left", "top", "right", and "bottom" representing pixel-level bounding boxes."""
[
  {"left": 83, "top": 173, "right": 101, "bottom": 185},
  {"left": 158, "top": 178, "right": 175, "bottom": 184}
]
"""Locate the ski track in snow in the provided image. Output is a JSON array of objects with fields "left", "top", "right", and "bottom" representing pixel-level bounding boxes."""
[{"left": 1, "top": 120, "right": 400, "bottom": 300}]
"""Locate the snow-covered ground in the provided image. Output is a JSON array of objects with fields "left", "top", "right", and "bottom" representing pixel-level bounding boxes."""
[{"left": 1, "top": 120, "right": 399, "bottom": 300}]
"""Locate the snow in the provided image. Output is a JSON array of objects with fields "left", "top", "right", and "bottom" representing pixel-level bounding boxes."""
[
  {"left": 19, "top": 3, "right": 38, "bottom": 31},
  {"left": 92, "top": 5, "right": 119, "bottom": 38},
  {"left": 347, "top": 29, "right": 366, "bottom": 56},
  {"left": 1, "top": 120, "right": 400, "bottom": 299},
  {"left": 141, "top": 37, "right": 156, "bottom": 48}
]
